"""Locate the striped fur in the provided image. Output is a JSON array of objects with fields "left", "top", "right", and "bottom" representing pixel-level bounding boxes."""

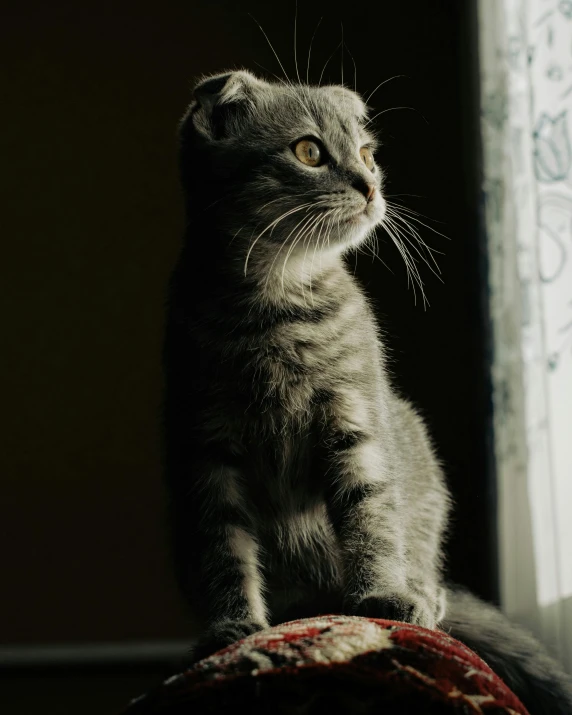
[{"left": 164, "top": 71, "right": 572, "bottom": 712}]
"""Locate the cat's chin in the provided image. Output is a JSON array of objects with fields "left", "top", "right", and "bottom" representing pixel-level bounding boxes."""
[
  {"left": 339, "top": 213, "right": 383, "bottom": 249},
  {"left": 341, "top": 198, "right": 386, "bottom": 247}
]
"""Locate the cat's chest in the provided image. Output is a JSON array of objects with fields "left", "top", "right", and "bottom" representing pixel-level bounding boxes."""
[
  {"left": 229, "top": 300, "right": 382, "bottom": 445},
  {"left": 247, "top": 335, "right": 331, "bottom": 422},
  {"left": 248, "top": 430, "right": 325, "bottom": 511},
  {"left": 254, "top": 312, "right": 374, "bottom": 403}
]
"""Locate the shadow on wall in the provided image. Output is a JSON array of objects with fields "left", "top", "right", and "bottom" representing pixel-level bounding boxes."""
[{"left": 0, "top": 0, "right": 488, "bottom": 663}]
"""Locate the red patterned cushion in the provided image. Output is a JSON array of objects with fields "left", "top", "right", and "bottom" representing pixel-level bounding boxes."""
[{"left": 124, "top": 616, "right": 529, "bottom": 714}]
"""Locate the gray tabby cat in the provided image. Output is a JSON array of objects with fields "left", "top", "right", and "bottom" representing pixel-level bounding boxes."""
[{"left": 164, "top": 70, "right": 572, "bottom": 714}]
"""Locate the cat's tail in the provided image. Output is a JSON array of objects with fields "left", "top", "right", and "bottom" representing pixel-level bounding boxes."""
[{"left": 442, "top": 586, "right": 572, "bottom": 714}]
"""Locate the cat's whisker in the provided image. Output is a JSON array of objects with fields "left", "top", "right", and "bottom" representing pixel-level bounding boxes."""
[
  {"left": 385, "top": 204, "right": 445, "bottom": 254},
  {"left": 244, "top": 199, "right": 316, "bottom": 248},
  {"left": 319, "top": 40, "right": 343, "bottom": 87},
  {"left": 385, "top": 193, "right": 425, "bottom": 198},
  {"left": 364, "top": 75, "right": 408, "bottom": 105},
  {"left": 331, "top": 208, "right": 344, "bottom": 271},
  {"left": 363, "top": 230, "right": 394, "bottom": 274},
  {"left": 302, "top": 208, "right": 335, "bottom": 306},
  {"left": 244, "top": 203, "right": 314, "bottom": 277},
  {"left": 327, "top": 208, "right": 341, "bottom": 257},
  {"left": 391, "top": 212, "right": 448, "bottom": 241},
  {"left": 265, "top": 216, "right": 312, "bottom": 285},
  {"left": 294, "top": 0, "right": 302, "bottom": 85},
  {"left": 396, "top": 244, "right": 422, "bottom": 306},
  {"left": 249, "top": 14, "right": 291, "bottom": 83},
  {"left": 230, "top": 223, "right": 248, "bottom": 246},
  {"left": 320, "top": 208, "right": 341, "bottom": 275},
  {"left": 310, "top": 209, "right": 336, "bottom": 292},
  {"left": 307, "top": 212, "right": 328, "bottom": 305},
  {"left": 352, "top": 245, "right": 359, "bottom": 275},
  {"left": 382, "top": 219, "right": 428, "bottom": 308},
  {"left": 254, "top": 45, "right": 315, "bottom": 129},
  {"left": 367, "top": 239, "right": 378, "bottom": 265},
  {"left": 296, "top": 209, "right": 331, "bottom": 300},
  {"left": 302, "top": 82, "right": 321, "bottom": 123},
  {"left": 384, "top": 206, "right": 445, "bottom": 273},
  {"left": 306, "top": 16, "right": 323, "bottom": 84},
  {"left": 318, "top": 207, "right": 336, "bottom": 273},
  {"left": 280, "top": 210, "right": 325, "bottom": 295},
  {"left": 386, "top": 222, "right": 427, "bottom": 302},
  {"left": 385, "top": 201, "right": 450, "bottom": 240},
  {"left": 384, "top": 213, "right": 437, "bottom": 284},
  {"left": 362, "top": 231, "right": 376, "bottom": 263},
  {"left": 201, "top": 195, "right": 227, "bottom": 213},
  {"left": 254, "top": 196, "right": 290, "bottom": 214},
  {"left": 373, "top": 234, "right": 394, "bottom": 273},
  {"left": 272, "top": 75, "right": 316, "bottom": 124},
  {"left": 363, "top": 106, "right": 429, "bottom": 128},
  {"left": 264, "top": 210, "right": 322, "bottom": 293},
  {"left": 388, "top": 221, "right": 444, "bottom": 285},
  {"left": 255, "top": 191, "right": 320, "bottom": 216},
  {"left": 386, "top": 213, "right": 444, "bottom": 290},
  {"left": 343, "top": 41, "right": 358, "bottom": 94},
  {"left": 280, "top": 228, "right": 306, "bottom": 296},
  {"left": 250, "top": 38, "right": 313, "bottom": 115},
  {"left": 383, "top": 211, "right": 443, "bottom": 283},
  {"left": 301, "top": 210, "right": 326, "bottom": 307},
  {"left": 340, "top": 22, "right": 344, "bottom": 87},
  {"left": 311, "top": 208, "right": 336, "bottom": 294},
  {"left": 317, "top": 210, "right": 329, "bottom": 274},
  {"left": 267, "top": 203, "right": 315, "bottom": 230}
]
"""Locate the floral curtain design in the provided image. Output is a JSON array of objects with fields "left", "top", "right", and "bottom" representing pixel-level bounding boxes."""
[{"left": 479, "top": 0, "right": 572, "bottom": 673}]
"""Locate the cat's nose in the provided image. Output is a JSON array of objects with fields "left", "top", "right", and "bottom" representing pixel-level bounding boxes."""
[{"left": 353, "top": 178, "right": 376, "bottom": 203}]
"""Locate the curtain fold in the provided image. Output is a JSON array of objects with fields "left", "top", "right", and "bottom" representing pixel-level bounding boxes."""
[{"left": 478, "top": 0, "right": 572, "bottom": 673}]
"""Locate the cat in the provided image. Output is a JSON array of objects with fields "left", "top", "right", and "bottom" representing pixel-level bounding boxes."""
[{"left": 163, "top": 69, "right": 572, "bottom": 714}]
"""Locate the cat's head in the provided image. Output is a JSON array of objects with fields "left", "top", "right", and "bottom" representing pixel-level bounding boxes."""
[{"left": 180, "top": 70, "right": 385, "bottom": 267}]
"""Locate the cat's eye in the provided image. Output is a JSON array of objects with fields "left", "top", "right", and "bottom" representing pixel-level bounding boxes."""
[
  {"left": 294, "top": 139, "right": 324, "bottom": 167},
  {"left": 360, "top": 146, "right": 375, "bottom": 171}
]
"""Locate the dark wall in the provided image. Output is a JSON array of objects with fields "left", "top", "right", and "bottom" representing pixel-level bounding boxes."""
[{"left": 1, "top": 0, "right": 493, "bottom": 658}]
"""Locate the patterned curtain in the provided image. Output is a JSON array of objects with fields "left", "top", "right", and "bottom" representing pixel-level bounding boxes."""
[{"left": 478, "top": 0, "right": 572, "bottom": 673}]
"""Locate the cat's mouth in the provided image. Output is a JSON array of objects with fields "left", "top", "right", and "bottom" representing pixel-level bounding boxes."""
[
  {"left": 343, "top": 212, "right": 367, "bottom": 225},
  {"left": 338, "top": 199, "right": 386, "bottom": 242},
  {"left": 344, "top": 203, "right": 381, "bottom": 224}
]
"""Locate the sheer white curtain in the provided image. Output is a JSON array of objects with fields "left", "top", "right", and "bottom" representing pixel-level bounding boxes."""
[{"left": 478, "top": 0, "right": 572, "bottom": 673}]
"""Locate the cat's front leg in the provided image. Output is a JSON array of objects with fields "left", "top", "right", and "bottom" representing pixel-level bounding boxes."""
[
  {"left": 176, "top": 462, "right": 269, "bottom": 661},
  {"left": 322, "top": 405, "right": 437, "bottom": 628},
  {"left": 190, "top": 520, "right": 268, "bottom": 661},
  {"left": 327, "top": 478, "right": 436, "bottom": 628}
]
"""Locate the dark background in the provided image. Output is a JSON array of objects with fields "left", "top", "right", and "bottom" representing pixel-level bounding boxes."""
[{"left": 1, "top": 0, "right": 492, "bottom": 712}]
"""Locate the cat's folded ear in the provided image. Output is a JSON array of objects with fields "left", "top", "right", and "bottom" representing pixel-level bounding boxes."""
[
  {"left": 186, "top": 70, "right": 263, "bottom": 140},
  {"left": 323, "top": 86, "right": 367, "bottom": 122}
]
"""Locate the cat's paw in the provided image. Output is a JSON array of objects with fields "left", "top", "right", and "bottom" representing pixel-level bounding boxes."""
[
  {"left": 189, "top": 619, "right": 266, "bottom": 663},
  {"left": 433, "top": 585, "right": 447, "bottom": 624},
  {"left": 350, "top": 593, "right": 437, "bottom": 630}
]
